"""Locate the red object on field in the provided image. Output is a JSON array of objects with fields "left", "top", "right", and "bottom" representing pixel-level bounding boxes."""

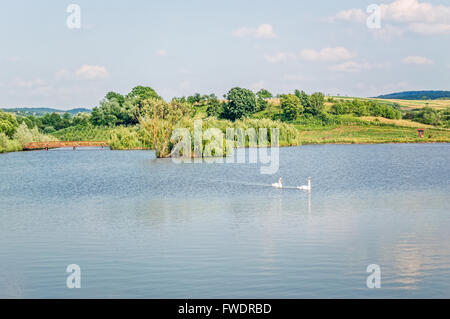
[{"left": 417, "top": 129, "right": 425, "bottom": 138}]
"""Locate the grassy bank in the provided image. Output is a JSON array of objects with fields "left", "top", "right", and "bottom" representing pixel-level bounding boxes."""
[{"left": 296, "top": 124, "right": 450, "bottom": 144}]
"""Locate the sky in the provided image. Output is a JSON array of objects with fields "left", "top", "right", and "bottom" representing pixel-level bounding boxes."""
[{"left": 0, "top": 0, "right": 449, "bottom": 109}]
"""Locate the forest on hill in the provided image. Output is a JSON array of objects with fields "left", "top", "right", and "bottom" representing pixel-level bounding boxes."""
[
  {"left": 1, "top": 107, "right": 91, "bottom": 116},
  {"left": 376, "top": 91, "right": 450, "bottom": 100}
]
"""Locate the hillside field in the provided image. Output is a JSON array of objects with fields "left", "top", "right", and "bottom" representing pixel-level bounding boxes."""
[{"left": 332, "top": 97, "right": 450, "bottom": 110}]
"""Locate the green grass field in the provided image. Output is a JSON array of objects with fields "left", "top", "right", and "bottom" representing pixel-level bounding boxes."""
[
  {"left": 295, "top": 124, "right": 450, "bottom": 144},
  {"left": 331, "top": 97, "right": 450, "bottom": 110}
]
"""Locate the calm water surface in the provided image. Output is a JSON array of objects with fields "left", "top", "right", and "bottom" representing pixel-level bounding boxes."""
[{"left": 0, "top": 144, "right": 449, "bottom": 298}]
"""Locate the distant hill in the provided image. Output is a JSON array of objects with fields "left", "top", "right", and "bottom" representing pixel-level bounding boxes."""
[
  {"left": 376, "top": 91, "right": 450, "bottom": 100},
  {"left": 0, "top": 107, "right": 91, "bottom": 116},
  {"left": 66, "top": 108, "right": 92, "bottom": 115}
]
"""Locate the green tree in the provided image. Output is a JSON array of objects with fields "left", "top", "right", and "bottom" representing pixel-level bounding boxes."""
[
  {"left": 0, "top": 111, "right": 19, "bottom": 138},
  {"left": 187, "top": 93, "right": 203, "bottom": 105},
  {"left": 256, "top": 89, "right": 273, "bottom": 99},
  {"left": 125, "top": 86, "right": 161, "bottom": 117},
  {"left": 17, "top": 116, "right": 35, "bottom": 129},
  {"left": 280, "top": 94, "right": 303, "bottom": 121},
  {"left": 256, "top": 96, "right": 268, "bottom": 112},
  {"left": 295, "top": 90, "right": 310, "bottom": 110},
  {"left": 206, "top": 97, "right": 224, "bottom": 118},
  {"left": 39, "top": 113, "right": 71, "bottom": 131},
  {"left": 90, "top": 98, "right": 136, "bottom": 127},
  {"left": 307, "top": 92, "right": 325, "bottom": 115},
  {"left": 126, "top": 86, "right": 161, "bottom": 101},
  {"left": 61, "top": 113, "right": 71, "bottom": 128},
  {"left": 71, "top": 113, "right": 91, "bottom": 126},
  {"left": 223, "top": 87, "right": 257, "bottom": 121},
  {"left": 106, "top": 91, "right": 125, "bottom": 105},
  {"left": 90, "top": 104, "right": 117, "bottom": 127},
  {"left": 43, "top": 126, "right": 56, "bottom": 134}
]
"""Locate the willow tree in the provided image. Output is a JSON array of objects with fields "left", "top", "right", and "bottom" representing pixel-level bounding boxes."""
[{"left": 138, "top": 98, "right": 193, "bottom": 158}]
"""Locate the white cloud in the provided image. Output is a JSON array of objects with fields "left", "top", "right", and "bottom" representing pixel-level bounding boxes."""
[
  {"left": 329, "top": 61, "right": 372, "bottom": 73},
  {"left": 401, "top": 56, "right": 434, "bottom": 65},
  {"left": 332, "top": 0, "right": 450, "bottom": 36},
  {"left": 54, "top": 65, "right": 109, "bottom": 81},
  {"left": 329, "top": 61, "right": 390, "bottom": 73},
  {"left": 264, "top": 52, "right": 296, "bottom": 63},
  {"left": 10, "top": 78, "right": 47, "bottom": 88},
  {"left": 75, "top": 64, "right": 109, "bottom": 80},
  {"left": 299, "top": 47, "right": 355, "bottom": 62},
  {"left": 334, "top": 8, "right": 366, "bottom": 23},
  {"left": 232, "top": 24, "right": 276, "bottom": 38},
  {"left": 408, "top": 23, "right": 450, "bottom": 35},
  {"left": 155, "top": 49, "right": 168, "bottom": 57},
  {"left": 380, "top": 0, "right": 450, "bottom": 24},
  {"left": 265, "top": 47, "right": 354, "bottom": 64}
]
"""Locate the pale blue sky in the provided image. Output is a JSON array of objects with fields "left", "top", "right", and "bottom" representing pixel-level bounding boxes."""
[{"left": 1, "top": 0, "right": 449, "bottom": 109}]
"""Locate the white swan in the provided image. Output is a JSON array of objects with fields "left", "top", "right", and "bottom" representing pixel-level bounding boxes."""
[
  {"left": 297, "top": 177, "right": 311, "bottom": 191},
  {"left": 272, "top": 178, "right": 283, "bottom": 189}
]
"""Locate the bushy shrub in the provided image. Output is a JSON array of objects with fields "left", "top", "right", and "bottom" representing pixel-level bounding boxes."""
[
  {"left": 173, "top": 117, "right": 300, "bottom": 154},
  {"left": 109, "top": 127, "right": 144, "bottom": 150},
  {"left": 13, "top": 123, "right": 53, "bottom": 147},
  {"left": 404, "top": 107, "right": 450, "bottom": 127},
  {"left": 280, "top": 94, "right": 303, "bottom": 121},
  {"left": 44, "top": 126, "right": 56, "bottom": 134},
  {"left": 330, "top": 99, "right": 401, "bottom": 119},
  {"left": 205, "top": 98, "right": 224, "bottom": 118},
  {"left": 256, "top": 96, "right": 268, "bottom": 112},
  {"left": 0, "top": 132, "right": 22, "bottom": 153},
  {"left": 139, "top": 98, "right": 194, "bottom": 157}
]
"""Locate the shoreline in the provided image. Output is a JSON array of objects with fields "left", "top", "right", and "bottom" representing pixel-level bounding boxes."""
[{"left": 2, "top": 140, "right": 448, "bottom": 155}]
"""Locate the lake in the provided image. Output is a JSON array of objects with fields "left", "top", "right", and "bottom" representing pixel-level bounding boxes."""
[{"left": 0, "top": 144, "right": 449, "bottom": 298}]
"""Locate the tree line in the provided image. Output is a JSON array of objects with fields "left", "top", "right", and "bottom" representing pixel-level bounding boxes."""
[{"left": 5, "top": 85, "right": 406, "bottom": 136}]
